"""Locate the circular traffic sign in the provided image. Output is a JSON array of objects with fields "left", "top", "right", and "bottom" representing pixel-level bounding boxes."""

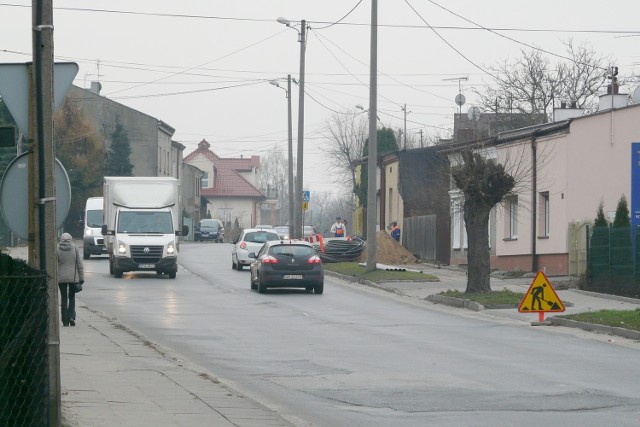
[{"left": 0, "top": 152, "right": 71, "bottom": 239}]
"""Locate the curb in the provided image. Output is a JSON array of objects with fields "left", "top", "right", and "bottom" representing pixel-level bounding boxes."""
[
  {"left": 549, "top": 317, "right": 640, "bottom": 340},
  {"left": 425, "top": 294, "right": 483, "bottom": 311}
]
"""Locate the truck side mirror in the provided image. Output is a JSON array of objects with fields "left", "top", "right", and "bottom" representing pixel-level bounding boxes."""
[
  {"left": 101, "top": 225, "right": 113, "bottom": 236},
  {"left": 178, "top": 225, "right": 189, "bottom": 236}
]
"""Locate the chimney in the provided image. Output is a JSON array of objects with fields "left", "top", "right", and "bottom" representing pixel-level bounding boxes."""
[
  {"left": 553, "top": 100, "right": 585, "bottom": 122},
  {"left": 90, "top": 81, "right": 102, "bottom": 95}
]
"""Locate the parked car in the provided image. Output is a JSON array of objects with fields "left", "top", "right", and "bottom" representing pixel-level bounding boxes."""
[
  {"left": 195, "top": 219, "right": 224, "bottom": 242},
  {"left": 231, "top": 228, "right": 281, "bottom": 271},
  {"left": 249, "top": 240, "right": 324, "bottom": 294},
  {"left": 274, "top": 225, "right": 290, "bottom": 239}
]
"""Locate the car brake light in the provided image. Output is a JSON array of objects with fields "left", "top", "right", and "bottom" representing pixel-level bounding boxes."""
[
  {"left": 308, "top": 255, "right": 321, "bottom": 264},
  {"left": 262, "top": 255, "right": 278, "bottom": 264},
  {"left": 239, "top": 242, "right": 247, "bottom": 249}
]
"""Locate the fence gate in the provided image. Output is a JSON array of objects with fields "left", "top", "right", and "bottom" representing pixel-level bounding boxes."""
[{"left": 403, "top": 214, "right": 437, "bottom": 261}]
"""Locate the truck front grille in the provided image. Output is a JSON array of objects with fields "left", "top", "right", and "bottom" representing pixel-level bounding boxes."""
[{"left": 130, "top": 245, "right": 164, "bottom": 263}]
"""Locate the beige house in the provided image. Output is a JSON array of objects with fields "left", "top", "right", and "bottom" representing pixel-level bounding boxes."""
[
  {"left": 451, "top": 87, "right": 640, "bottom": 276},
  {"left": 183, "top": 139, "right": 265, "bottom": 229}
]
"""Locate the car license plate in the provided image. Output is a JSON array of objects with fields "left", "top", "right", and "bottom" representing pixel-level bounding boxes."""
[
  {"left": 139, "top": 263, "right": 155, "bottom": 269},
  {"left": 283, "top": 274, "right": 303, "bottom": 279}
]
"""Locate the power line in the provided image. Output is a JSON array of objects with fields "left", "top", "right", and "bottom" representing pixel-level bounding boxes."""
[
  {"left": 423, "top": 0, "right": 610, "bottom": 72},
  {"left": 2, "top": 3, "right": 637, "bottom": 35},
  {"left": 403, "top": 0, "right": 498, "bottom": 80},
  {"left": 311, "top": 0, "right": 364, "bottom": 30}
]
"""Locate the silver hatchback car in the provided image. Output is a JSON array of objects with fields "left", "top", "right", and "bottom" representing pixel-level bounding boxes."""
[{"left": 231, "top": 228, "right": 281, "bottom": 271}]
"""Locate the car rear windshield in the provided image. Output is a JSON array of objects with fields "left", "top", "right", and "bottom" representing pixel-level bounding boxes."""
[
  {"left": 244, "top": 231, "right": 280, "bottom": 243},
  {"left": 200, "top": 219, "right": 220, "bottom": 230},
  {"left": 270, "top": 245, "right": 314, "bottom": 257}
]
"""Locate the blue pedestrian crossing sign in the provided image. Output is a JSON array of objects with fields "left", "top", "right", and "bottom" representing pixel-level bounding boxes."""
[{"left": 302, "top": 191, "right": 310, "bottom": 202}]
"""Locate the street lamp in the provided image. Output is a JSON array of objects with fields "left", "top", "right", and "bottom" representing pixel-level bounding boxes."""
[
  {"left": 269, "top": 76, "right": 295, "bottom": 239},
  {"left": 277, "top": 16, "right": 307, "bottom": 239},
  {"left": 356, "top": 104, "right": 382, "bottom": 124}
]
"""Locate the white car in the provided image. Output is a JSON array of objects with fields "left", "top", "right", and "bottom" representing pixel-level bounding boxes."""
[{"left": 231, "top": 228, "right": 281, "bottom": 271}]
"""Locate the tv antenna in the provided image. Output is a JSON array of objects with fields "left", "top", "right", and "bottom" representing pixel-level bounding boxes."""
[{"left": 443, "top": 76, "right": 469, "bottom": 114}]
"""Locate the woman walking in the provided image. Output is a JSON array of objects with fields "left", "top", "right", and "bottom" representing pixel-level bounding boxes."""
[{"left": 57, "top": 233, "right": 84, "bottom": 327}]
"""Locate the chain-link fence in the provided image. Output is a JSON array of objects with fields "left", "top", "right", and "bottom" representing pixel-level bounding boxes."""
[{"left": 0, "top": 254, "right": 49, "bottom": 427}]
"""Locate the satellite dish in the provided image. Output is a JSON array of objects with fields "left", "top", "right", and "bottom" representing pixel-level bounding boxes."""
[
  {"left": 455, "top": 94, "right": 466, "bottom": 107},
  {"left": 632, "top": 86, "right": 640, "bottom": 104},
  {"left": 468, "top": 106, "right": 481, "bottom": 121}
]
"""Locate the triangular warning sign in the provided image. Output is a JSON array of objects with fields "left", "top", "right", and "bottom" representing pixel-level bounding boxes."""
[{"left": 518, "top": 271, "right": 565, "bottom": 313}]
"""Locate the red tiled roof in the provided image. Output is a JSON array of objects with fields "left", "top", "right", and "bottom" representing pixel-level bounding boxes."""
[{"left": 184, "top": 139, "right": 264, "bottom": 199}]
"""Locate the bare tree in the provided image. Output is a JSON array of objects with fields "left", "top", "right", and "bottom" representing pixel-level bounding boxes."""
[
  {"left": 475, "top": 40, "right": 610, "bottom": 121},
  {"left": 54, "top": 98, "right": 105, "bottom": 235},
  {"left": 258, "top": 145, "right": 289, "bottom": 224},
  {"left": 451, "top": 150, "right": 515, "bottom": 293},
  {"left": 321, "top": 111, "right": 368, "bottom": 192}
]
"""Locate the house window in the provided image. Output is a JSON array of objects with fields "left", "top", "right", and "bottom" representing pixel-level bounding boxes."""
[
  {"left": 452, "top": 199, "right": 462, "bottom": 249},
  {"left": 388, "top": 188, "right": 394, "bottom": 222},
  {"left": 505, "top": 196, "right": 518, "bottom": 239},
  {"left": 539, "top": 191, "right": 550, "bottom": 237},
  {"left": 201, "top": 172, "right": 209, "bottom": 188}
]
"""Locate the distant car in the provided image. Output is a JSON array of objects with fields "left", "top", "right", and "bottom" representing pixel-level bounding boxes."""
[
  {"left": 231, "top": 228, "right": 281, "bottom": 271},
  {"left": 273, "top": 225, "right": 318, "bottom": 241},
  {"left": 274, "top": 225, "right": 290, "bottom": 239},
  {"left": 195, "top": 219, "right": 224, "bottom": 242},
  {"left": 249, "top": 240, "right": 324, "bottom": 294},
  {"left": 254, "top": 224, "right": 274, "bottom": 229}
]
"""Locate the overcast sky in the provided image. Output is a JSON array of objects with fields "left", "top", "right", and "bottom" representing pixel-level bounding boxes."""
[{"left": 1, "top": 1, "right": 639, "bottom": 195}]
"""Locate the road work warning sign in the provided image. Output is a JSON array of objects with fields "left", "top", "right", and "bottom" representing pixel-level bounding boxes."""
[{"left": 518, "top": 271, "right": 565, "bottom": 313}]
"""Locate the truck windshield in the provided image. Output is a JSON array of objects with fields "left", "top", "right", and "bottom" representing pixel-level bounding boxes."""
[
  {"left": 117, "top": 211, "right": 173, "bottom": 234},
  {"left": 86, "top": 209, "right": 103, "bottom": 228}
]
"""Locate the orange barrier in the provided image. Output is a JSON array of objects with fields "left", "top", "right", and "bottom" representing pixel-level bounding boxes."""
[{"left": 317, "top": 233, "right": 325, "bottom": 253}]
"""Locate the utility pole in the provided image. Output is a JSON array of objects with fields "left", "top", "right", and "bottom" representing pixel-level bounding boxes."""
[
  {"left": 31, "top": 0, "right": 61, "bottom": 424},
  {"left": 419, "top": 129, "right": 423, "bottom": 148},
  {"left": 295, "top": 20, "right": 307, "bottom": 239},
  {"left": 286, "top": 75, "right": 294, "bottom": 239},
  {"left": 401, "top": 104, "right": 408, "bottom": 150},
  {"left": 366, "top": 0, "right": 378, "bottom": 272}
]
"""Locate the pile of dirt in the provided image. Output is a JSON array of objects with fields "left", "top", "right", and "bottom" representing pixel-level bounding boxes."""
[{"left": 359, "top": 231, "right": 417, "bottom": 265}]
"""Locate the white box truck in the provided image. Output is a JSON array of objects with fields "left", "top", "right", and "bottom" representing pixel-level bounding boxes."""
[
  {"left": 81, "top": 196, "right": 107, "bottom": 259},
  {"left": 101, "top": 177, "right": 187, "bottom": 278}
]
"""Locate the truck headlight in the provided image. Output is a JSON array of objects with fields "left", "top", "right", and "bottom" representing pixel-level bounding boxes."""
[
  {"left": 85, "top": 229, "right": 93, "bottom": 236},
  {"left": 167, "top": 242, "right": 175, "bottom": 255},
  {"left": 117, "top": 241, "right": 127, "bottom": 255}
]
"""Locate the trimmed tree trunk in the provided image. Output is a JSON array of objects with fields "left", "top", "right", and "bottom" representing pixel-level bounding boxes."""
[{"left": 464, "top": 200, "right": 491, "bottom": 293}]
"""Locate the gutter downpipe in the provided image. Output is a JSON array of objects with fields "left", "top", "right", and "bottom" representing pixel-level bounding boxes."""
[{"left": 531, "top": 130, "right": 538, "bottom": 272}]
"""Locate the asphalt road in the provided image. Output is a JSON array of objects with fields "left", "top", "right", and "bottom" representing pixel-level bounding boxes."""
[{"left": 79, "top": 242, "right": 640, "bottom": 427}]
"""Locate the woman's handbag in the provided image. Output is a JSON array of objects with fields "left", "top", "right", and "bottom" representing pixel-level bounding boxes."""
[{"left": 72, "top": 246, "right": 83, "bottom": 292}]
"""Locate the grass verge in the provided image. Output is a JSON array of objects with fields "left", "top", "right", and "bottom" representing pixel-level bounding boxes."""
[
  {"left": 324, "top": 262, "right": 438, "bottom": 282},
  {"left": 558, "top": 308, "right": 640, "bottom": 332}
]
